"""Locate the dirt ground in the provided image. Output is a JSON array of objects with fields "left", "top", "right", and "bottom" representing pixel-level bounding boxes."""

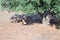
[{"left": 0, "top": 10, "right": 60, "bottom": 40}]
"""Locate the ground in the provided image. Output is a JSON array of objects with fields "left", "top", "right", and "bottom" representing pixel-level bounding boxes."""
[{"left": 0, "top": 10, "right": 60, "bottom": 40}]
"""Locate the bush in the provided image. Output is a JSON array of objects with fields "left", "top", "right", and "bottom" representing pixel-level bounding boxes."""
[{"left": 0, "top": 0, "right": 60, "bottom": 17}]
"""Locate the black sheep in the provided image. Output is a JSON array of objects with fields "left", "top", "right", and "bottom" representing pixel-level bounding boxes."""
[
  {"left": 22, "top": 13, "right": 43, "bottom": 25},
  {"left": 49, "top": 17, "right": 60, "bottom": 29}
]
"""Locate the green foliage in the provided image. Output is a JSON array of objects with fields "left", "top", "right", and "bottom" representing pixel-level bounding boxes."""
[{"left": 0, "top": 0, "right": 60, "bottom": 17}]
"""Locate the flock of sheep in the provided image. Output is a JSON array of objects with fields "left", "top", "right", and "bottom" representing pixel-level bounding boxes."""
[{"left": 10, "top": 10, "right": 60, "bottom": 29}]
